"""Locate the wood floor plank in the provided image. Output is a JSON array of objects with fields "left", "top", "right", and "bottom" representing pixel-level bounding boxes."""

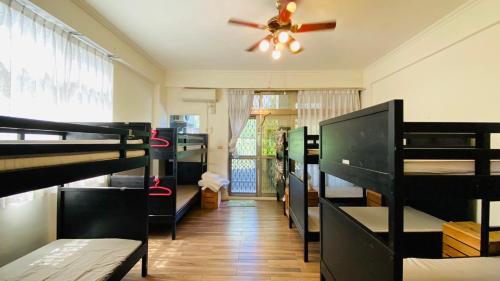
[{"left": 124, "top": 201, "right": 320, "bottom": 281}]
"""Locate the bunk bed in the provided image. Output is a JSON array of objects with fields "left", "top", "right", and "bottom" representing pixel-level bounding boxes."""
[
  {"left": 287, "top": 127, "right": 321, "bottom": 262},
  {"left": 319, "top": 100, "right": 500, "bottom": 281},
  {"left": 287, "top": 126, "right": 367, "bottom": 262},
  {"left": 0, "top": 116, "right": 150, "bottom": 280},
  {"left": 112, "top": 128, "right": 207, "bottom": 240}
]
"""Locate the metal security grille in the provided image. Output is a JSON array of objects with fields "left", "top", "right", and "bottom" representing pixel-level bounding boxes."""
[
  {"left": 230, "top": 159, "right": 257, "bottom": 194},
  {"left": 230, "top": 119, "right": 257, "bottom": 194}
]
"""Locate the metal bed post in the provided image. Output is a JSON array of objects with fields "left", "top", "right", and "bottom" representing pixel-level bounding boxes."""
[{"left": 303, "top": 126, "right": 309, "bottom": 262}]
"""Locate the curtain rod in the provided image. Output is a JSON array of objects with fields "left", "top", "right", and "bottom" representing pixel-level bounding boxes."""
[
  {"left": 13, "top": 0, "right": 116, "bottom": 60},
  {"left": 250, "top": 87, "right": 365, "bottom": 92}
]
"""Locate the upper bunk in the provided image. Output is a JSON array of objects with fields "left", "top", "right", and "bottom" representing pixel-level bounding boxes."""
[
  {"left": 150, "top": 128, "right": 208, "bottom": 161},
  {"left": 0, "top": 115, "right": 151, "bottom": 198},
  {"left": 319, "top": 99, "right": 500, "bottom": 201},
  {"left": 288, "top": 126, "right": 319, "bottom": 165}
]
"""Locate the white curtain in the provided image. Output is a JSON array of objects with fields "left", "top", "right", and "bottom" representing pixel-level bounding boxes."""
[
  {"left": 296, "top": 89, "right": 360, "bottom": 191},
  {"left": 0, "top": 0, "right": 113, "bottom": 208},
  {"left": 298, "top": 89, "right": 360, "bottom": 134},
  {"left": 228, "top": 89, "right": 254, "bottom": 156}
]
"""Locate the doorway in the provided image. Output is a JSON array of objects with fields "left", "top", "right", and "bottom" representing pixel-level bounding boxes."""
[{"left": 229, "top": 91, "right": 297, "bottom": 197}]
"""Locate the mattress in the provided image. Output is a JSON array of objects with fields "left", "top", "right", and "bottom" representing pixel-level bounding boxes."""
[
  {"left": 0, "top": 150, "right": 145, "bottom": 172},
  {"left": 404, "top": 160, "right": 500, "bottom": 175},
  {"left": 308, "top": 149, "right": 319, "bottom": 156},
  {"left": 309, "top": 207, "right": 320, "bottom": 232},
  {"left": 0, "top": 238, "right": 141, "bottom": 281},
  {"left": 340, "top": 206, "right": 445, "bottom": 233},
  {"left": 325, "top": 186, "right": 364, "bottom": 198},
  {"left": 0, "top": 139, "right": 143, "bottom": 145},
  {"left": 176, "top": 185, "right": 200, "bottom": 212},
  {"left": 404, "top": 256, "right": 500, "bottom": 281}
]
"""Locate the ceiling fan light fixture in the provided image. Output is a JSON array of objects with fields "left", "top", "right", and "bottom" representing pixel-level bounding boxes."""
[
  {"left": 272, "top": 49, "right": 282, "bottom": 60},
  {"left": 286, "top": 2, "right": 297, "bottom": 13},
  {"left": 290, "top": 40, "right": 301, "bottom": 53},
  {"left": 278, "top": 31, "right": 289, "bottom": 43},
  {"left": 259, "top": 39, "right": 270, "bottom": 52}
]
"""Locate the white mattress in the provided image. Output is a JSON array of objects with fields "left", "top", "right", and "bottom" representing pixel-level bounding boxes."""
[
  {"left": 0, "top": 150, "right": 145, "bottom": 172},
  {"left": 404, "top": 256, "right": 500, "bottom": 281},
  {"left": 326, "top": 186, "right": 364, "bottom": 198},
  {"left": 0, "top": 239, "right": 141, "bottom": 281},
  {"left": 404, "top": 160, "right": 500, "bottom": 175},
  {"left": 0, "top": 139, "right": 143, "bottom": 145},
  {"left": 176, "top": 185, "right": 199, "bottom": 212},
  {"left": 340, "top": 206, "right": 445, "bottom": 232},
  {"left": 309, "top": 207, "right": 320, "bottom": 233}
]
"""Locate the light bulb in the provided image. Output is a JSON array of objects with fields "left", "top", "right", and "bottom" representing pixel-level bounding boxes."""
[
  {"left": 272, "top": 49, "right": 281, "bottom": 60},
  {"left": 290, "top": 40, "right": 301, "bottom": 53},
  {"left": 278, "top": 31, "right": 289, "bottom": 43},
  {"left": 286, "top": 2, "right": 297, "bottom": 13},
  {"left": 259, "top": 39, "right": 270, "bottom": 52}
]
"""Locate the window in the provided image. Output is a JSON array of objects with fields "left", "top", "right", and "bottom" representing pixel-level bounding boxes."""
[
  {"left": 169, "top": 115, "right": 200, "bottom": 134},
  {"left": 0, "top": 0, "right": 113, "bottom": 207}
]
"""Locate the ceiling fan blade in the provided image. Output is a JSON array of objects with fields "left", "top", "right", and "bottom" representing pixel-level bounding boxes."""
[
  {"left": 246, "top": 35, "right": 273, "bottom": 52},
  {"left": 278, "top": 0, "right": 298, "bottom": 24},
  {"left": 228, "top": 18, "right": 267, "bottom": 30},
  {"left": 293, "top": 21, "right": 337, "bottom": 33}
]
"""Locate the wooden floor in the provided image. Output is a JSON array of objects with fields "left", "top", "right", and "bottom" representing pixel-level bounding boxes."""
[{"left": 124, "top": 200, "right": 320, "bottom": 281}]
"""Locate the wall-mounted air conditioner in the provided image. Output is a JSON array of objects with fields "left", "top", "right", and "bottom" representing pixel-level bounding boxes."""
[{"left": 181, "top": 88, "right": 217, "bottom": 103}]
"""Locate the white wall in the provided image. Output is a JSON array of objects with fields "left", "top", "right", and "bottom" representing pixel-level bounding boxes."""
[
  {"left": 0, "top": 192, "right": 56, "bottom": 266},
  {"left": 163, "top": 88, "right": 229, "bottom": 178},
  {"left": 166, "top": 70, "right": 362, "bottom": 89},
  {"left": 362, "top": 0, "right": 500, "bottom": 224},
  {"left": 113, "top": 62, "right": 155, "bottom": 123},
  {"left": 163, "top": 70, "right": 364, "bottom": 180}
]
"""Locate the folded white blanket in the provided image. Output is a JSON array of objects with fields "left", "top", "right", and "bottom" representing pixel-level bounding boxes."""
[{"left": 199, "top": 172, "right": 229, "bottom": 192}]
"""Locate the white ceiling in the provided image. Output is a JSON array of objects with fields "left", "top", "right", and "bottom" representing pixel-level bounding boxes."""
[{"left": 85, "top": 0, "right": 466, "bottom": 71}]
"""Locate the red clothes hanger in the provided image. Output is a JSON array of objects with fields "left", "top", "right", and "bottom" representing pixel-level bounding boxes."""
[
  {"left": 149, "top": 177, "right": 172, "bottom": 197},
  {"left": 150, "top": 129, "right": 170, "bottom": 148}
]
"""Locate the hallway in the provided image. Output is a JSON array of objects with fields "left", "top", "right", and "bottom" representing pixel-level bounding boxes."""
[{"left": 124, "top": 201, "right": 320, "bottom": 281}]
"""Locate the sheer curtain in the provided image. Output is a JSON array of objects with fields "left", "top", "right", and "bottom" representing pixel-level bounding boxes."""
[
  {"left": 297, "top": 89, "right": 360, "bottom": 190},
  {"left": 228, "top": 89, "right": 254, "bottom": 156},
  {"left": 0, "top": 0, "right": 113, "bottom": 208}
]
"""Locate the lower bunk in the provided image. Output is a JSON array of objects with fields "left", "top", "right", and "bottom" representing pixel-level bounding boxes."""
[
  {"left": 111, "top": 176, "right": 201, "bottom": 240},
  {"left": 0, "top": 187, "right": 148, "bottom": 281},
  {"left": 319, "top": 198, "right": 498, "bottom": 281}
]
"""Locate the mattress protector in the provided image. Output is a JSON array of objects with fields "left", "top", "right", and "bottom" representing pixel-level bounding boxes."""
[
  {"left": 176, "top": 185, "right": 200, "bottom": 211},
  {"left": 0, "top": 139, "right": 143, "bottom": 145},
  {"left": 308, "top": 149, "right": 319, "bottom": 156},
  {"left": 0, "top": 239, "right": 141, "bottom": 281},
  {"left": 309, "top": 207, "right": 320, "bottom": 232},
  {"left": 340, "top": 206, "right": 445, "bottom": 233},
  {"left": 0, "top": 150, "right": 145, "bottom": 172},
  {"left": 325, "top": 186, "right": 364, "bottom": 198},
  {"left": 404, "top": 256, "right": 500, "bottom": 281},
  {"left": 404, "top": 160, "right": 500, "bottom": 175}
]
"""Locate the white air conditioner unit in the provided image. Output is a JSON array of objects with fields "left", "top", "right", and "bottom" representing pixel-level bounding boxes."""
[{"left": 181, "top": 88, "right": 217, "bottom": 103}]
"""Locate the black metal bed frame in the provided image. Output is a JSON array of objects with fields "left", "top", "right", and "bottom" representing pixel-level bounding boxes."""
[
  {"left": 318, "top": 100, "right": 500, "bottom": 281},
  {"left": 287, "top": 126, "right": 320, "bottom": 262},
  {"left": 112, "top": 128, "right": 208, "bottom": 240},
  {"left": 0, "top": 115, "right": 151, "bottom": 280}
]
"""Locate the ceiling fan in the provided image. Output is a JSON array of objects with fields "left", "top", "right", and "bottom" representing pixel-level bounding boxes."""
[{"left": 228, "top": 0, "right": 337, "bottom": 60}]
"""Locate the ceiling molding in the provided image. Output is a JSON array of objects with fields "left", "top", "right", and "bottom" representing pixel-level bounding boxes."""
[
  {"left": 71, "top": 0, "right": 165, "bottom": 72},
  {"left": 364, "top": 0, "right": 479, "bottom": 74}
]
